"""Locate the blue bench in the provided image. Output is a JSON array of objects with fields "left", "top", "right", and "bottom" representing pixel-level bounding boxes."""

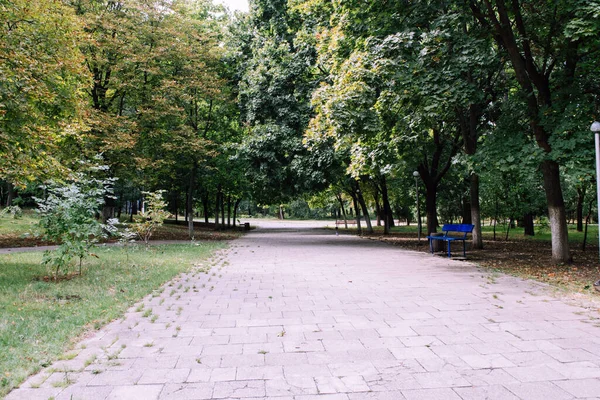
[{"left": 427, "top": 224, "right": 474, "bottom": 258}]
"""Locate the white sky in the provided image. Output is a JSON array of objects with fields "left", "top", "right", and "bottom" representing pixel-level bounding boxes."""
[{"left": 217, "top": 0, "right": 249, "bottom": 12}]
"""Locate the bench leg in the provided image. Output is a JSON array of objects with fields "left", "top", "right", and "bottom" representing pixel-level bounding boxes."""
[
  {"left": 447, "top": 241, "right": 451, "bottom": 258},
  {"left": 429, "top": 239, "right": 433, "bottom": 254},
  {"left": 463, "top": 241, "right": 466, "bottom": 257}
]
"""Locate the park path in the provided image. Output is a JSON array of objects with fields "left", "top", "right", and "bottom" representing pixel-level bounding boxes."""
[{"left": 6, "top": 223, "right": 600, "bottom": 400}]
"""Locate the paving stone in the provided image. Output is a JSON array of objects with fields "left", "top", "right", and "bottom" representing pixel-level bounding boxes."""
[
  {"left": 107, "top": 385, "right": 163, "bottom": 400},
  {"left": 401, "top": 388, "right": 462, "bottom": 400},
  {"left": 505, "top": 365, "right": 567, "bottom": 382},
  {"left": 504, "top": 381, "right": 574, "bottom": 400},
  {"left": 213, "top": 380, "right": 266, "bottom": 398},
  {"left": 55, "top": 385, "right": 113, "bottom": 400},
  {"left": 159, "top": 383, "right": 214, "bottom": 399},
  {"left": 6, "top": 222, "right": 600, "bottom": 400},
  {"left": 454, "top": 385, "right": 520, "bottom": 400},
  {"left": 138, "top": 368, "right": 190, "bottom": 384},
  {"left": 553, "top": 378, "right": 600, "bottom": 398}
]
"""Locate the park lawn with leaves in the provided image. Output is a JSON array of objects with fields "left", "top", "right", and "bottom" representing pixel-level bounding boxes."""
[
  {"left": 365, "top": 224, "right": 600, "bottom": 299},
  {"left": 0, "top": 213, "right": 244, "bottom": 248},
  {"left": 0, "top": 242, "right": 226, "bottom": 396}
]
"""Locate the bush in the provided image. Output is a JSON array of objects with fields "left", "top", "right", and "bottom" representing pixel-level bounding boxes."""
[
  {"left": 35, "top": 168, "right": 115, "bottom": 279},
  {"left": 131, "top": 190, "right": 171, "bottom": 245},
  {"left": 0, "top": 205, "right": 23, "bottom": 219}
]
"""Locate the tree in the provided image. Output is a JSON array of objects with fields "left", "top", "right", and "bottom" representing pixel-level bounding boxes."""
[
  {"left": 468, "top": 0, "right": 600, "bottom": 262},
  {"left": 0, "top": 0, "right": 88, "bottom": 187}
]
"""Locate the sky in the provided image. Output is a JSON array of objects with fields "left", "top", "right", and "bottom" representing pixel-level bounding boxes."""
[{"left": 217, "top": 0, "right": 249, "bottom": 12}]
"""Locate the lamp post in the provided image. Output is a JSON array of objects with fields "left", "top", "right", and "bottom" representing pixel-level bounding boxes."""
[
  {"left": 413, "top": 171, "right": 422, "bottom": 243},
  {"left": 592, "top": 121, "right": 600, "bottom": 262}
]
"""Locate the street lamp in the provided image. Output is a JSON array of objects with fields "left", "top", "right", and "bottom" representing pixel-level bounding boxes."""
[
  {"left": 592, "top": 121, "right": 600, "bottom": 262},
  {"left": 413, "top": 171, "right": 422, "bottom": 243}
]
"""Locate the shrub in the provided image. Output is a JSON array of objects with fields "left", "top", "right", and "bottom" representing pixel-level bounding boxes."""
[
  {"left": 35, "top": 168, "right": 115, "bottom": 279},
  {"left": 131, "top": 190, "right": 171, "bottom": 245},
  {"left": 0, "top": 205, "right": 23, "bottom": 219}
]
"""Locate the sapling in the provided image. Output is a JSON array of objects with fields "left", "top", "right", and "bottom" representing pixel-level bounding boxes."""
[
  {"left": 36, "top": 160, "right": 116, "bottom": 279},
  {"left": 131, "top": 190, "right": 171, "bottom": 245}
]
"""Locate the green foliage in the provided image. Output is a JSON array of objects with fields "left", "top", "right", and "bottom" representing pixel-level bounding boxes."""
[
  {"left": 35, "top": 165, "right": 115, "bottom": 278},
  {"left": 132, "top": 191, "right": 171, "bottom": 245},
  {"left": 0, "top": 0, "right": 88, "bottom": 186},
  {"left": 0, "top": 206, "right": 22, "bottom": 219}
]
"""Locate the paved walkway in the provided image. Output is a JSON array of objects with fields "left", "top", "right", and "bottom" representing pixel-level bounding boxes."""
[{"left": 7, "top": 225, "right": 600, "bottom": 400}]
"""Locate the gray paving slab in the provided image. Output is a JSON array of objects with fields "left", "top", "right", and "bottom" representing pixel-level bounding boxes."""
[{"left": 6, "top": 222, "right": 600, "bottom": 399}]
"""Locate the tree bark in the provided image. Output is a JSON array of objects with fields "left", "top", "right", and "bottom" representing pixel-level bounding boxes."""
[
  {"left": 350, "top": 192, "right": 362, "bottom": 235},
  {"left": 355, "top": 181, "right": 373, "bottom": 234},
  {"left": 374, "top": 195, "right": 382, "bottom": 227},
  {"left": 102, "top": 195, "right": 116, "bottom": 224},
  {"left": 227, "top": 195, "right": 231, "bottom": 228},
  {"left": 130, "top": 198, "right": 138, "bottom": 222},
  {"left": 6, "top": 182, "right": 15, "bottom": 207},
  {"left": 233, "top": 198, "right": 241, "bottom": 227},
  {"left": 462, "top": 195, "right": 472, "bottom": 224},
  {"left": 380, "top": 176, "right": 394, "bottom": 232},
  {"left": 215, "top": 190, "right": 220, "bottom": 230},
  {"left": 202, "top": 193, "right": 209, "bottom": 224},
  {"left": 523, "top": 213, "right": 535, "bottom": 236},
  {"left": 576, "top": 187, "right": 585, "bottom": 232},
  {"left": 221, "top": 191, "right": 225, "bottom": 227},
  {"left": 336, "top": 193, "right": 349, "bottom": 229},
  {"left": 470, "top": 174, "right": 483, "bottom": 249},
  {"left": 187, "top": 164, "right": 196, "bottom": 239},
  {"left": 541, "top": 160, "right": 571, "bottom": 262},
  {"left": 425, "top": 183, "right": 438, "bottom": 234}
]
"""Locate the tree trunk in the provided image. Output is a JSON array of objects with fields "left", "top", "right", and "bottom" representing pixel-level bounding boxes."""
[
  {"left": 187, "top": 165, "right": 196, "bottom": 239},
  {"left": 425, "top": 183, "right": 438, "bottom": 234},
  {"left": 470, "top": 174, "right": 483, "bottom": 249},
  {"left": 576, "top": 187, "right": 585, "bottom": 232},
  {"left": 505, "top": 217, "right": 513, "bottom": 241},
  {"left": 174, "top": 193, "right": 178, "bottom": 222},
  {"left": 336, "top": 193, "right": 349, "bottom": 229},
  {"left": 130, "top": 198, "right": 138, "bottom": 222},
  {"left": 202, "top": 193, "right": 209, "bottom": 224},
  {"left": 215, "top": 191, "right": 220, "bottom": 230},
  {"left": 380, "top": 177, "right": 394, "bottom": 232},
  {"left": 5, "top": 182, "right": 14, "bottom": 207},
  {"left": 462, "top": 195, "right": 472, "bottom": 224},
  {"left": 233, "top": 198, "right": 241, "bottom": 227},
  {"left": 221, "top": 191, "right": 225, "bottom": 227},
  {"left": 355, "top": 182, "right": 373, "bottom": 234},
  {"left": 350, "top": 192, "right": 362, "bottom": 235},
  {"left": 541, "top": 160, "right": 571, "bottom": 262},
  {"left": 523, "top": 213, "right": 535, "bottom": 236},
  {"left": 227, "top": 195, "right": 231, "bottom": 228},
  {"left": 102, "top": 195, "right": 116, "bottom": 224},
  {"left": 374, "top": 196, "right": 382, "bottom": 227}
]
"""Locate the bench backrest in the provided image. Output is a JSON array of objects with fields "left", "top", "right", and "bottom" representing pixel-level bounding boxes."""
[{"left": 441, "top": 224, "right": 474, "bottom": 237}]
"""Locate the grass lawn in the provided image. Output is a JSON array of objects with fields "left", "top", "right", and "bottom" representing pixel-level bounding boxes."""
[{"left": 0, "top": 242, "right": 226, "bottom": 397}]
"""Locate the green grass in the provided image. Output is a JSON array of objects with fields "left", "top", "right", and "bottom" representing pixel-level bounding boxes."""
[
  {"left": 0, "top": 212, "right": 40, "bottom": 236},
  {"left": 0, "top": 242, "right": 225, "bottom": 396}
]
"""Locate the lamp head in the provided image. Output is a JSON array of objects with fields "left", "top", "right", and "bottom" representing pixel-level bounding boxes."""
[
  {"left": 412, "top": 171, "right": 419, "bottom": 177},
  {"left": 591, "top": 121, "right": 600, "bottom": 133}
]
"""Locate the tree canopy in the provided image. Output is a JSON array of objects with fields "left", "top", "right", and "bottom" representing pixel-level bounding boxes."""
[{"left": 1, "top": 0, "right": 599, "bottom": 261}]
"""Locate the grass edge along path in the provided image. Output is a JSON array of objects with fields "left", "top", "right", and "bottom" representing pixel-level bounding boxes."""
[{"left": 0, "top": 242, "right": 227, "bottom": 397}]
